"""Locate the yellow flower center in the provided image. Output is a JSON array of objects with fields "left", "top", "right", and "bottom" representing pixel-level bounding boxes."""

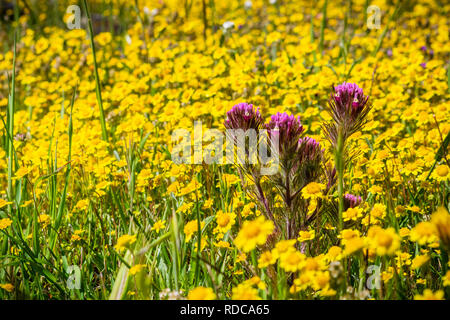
[
  {"left": 306, "top": 182, "right": 321, "bottom": 194},
  {"left": 217, "top": 215, "right": 230, "bottom": 227},
  {"left": 378, "top": 234, "right": 393, "bottom": 247},
  {"left": 287, "top": 252, "right": 302, "bottom": 265},
  {"left": 436, "top": 165, "right": 448, "bottom": 177},
  {"left": 244, "top": 224, "right": 261, "bottom": 238}
]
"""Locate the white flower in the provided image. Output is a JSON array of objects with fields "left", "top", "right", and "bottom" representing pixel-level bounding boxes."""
[
  {"left": 244, "top": 1, "right": 252, "bottom": 9},
  {"left": 222, "top": 21, "right": 235, "bottom": 31}
]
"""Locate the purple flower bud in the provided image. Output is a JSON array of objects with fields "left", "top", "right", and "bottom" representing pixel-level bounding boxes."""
[
  {"left": 293, "top": 137, "right": 324, "bottom": 184},
  {"left": 344, "top": 193, "right": 362, "bottom": 209},
  {"left": 420, "top": 62, "right": 426, "bottom": 68},
  {"left": 224, "top": 102, "right": 263, "bottom": 131},
  {"left": 297, "top": 137, "right": 323, "bottom": 162},
  {"left": 420, "top": 45, "right": 427, "bottom": 52}
]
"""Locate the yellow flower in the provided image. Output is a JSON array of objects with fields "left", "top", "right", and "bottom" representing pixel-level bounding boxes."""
[
  {"left": 411, "top": 255, "right": 429, "bottom": 269},
  {"left": 312, "top": 271, "right": 332, "bottom": 291},
  {"left": 370, "top": 203, "right": 386, "bottom": 220},
  {"left": 188, "top": 286, "right": 216, "bottom": 300},
  {"left": 442, "top": 270, "right": 450, "bottom": 287},
  {"left": 0, "top": 283, "right": 14, "bottom": 292},
  {"left": 381, "top": 268, "right": 394, "bottom": 283},
  {"left": 430, "top": 207, "right": 450, "bottom": 247},
  {"left": 202, "top": 199, "right": 213, "bottom": 210},
  {"left": 214, "top": 240, "right": 231, "bottom": 249},
  {"left": 258, "top": 250, "right": 278, "bottom": 268},
  {"left": 343, "top": 237, "right": 365, "bottom": 256},
  {"left": 0, "top": 199, "right": 13, "bottom": 209},
  {"left": 399, "top": 227, "right": 410, "bottom": 238},
  {"left": 151, "top": 219, "right": 166, "bottom": 233},
  {"left": 234, "top": 216, "right": 274, "bottom": 252},
  {"left": 410, "top": 221, "right": 438, "bottom": 245},
  {"left": 184, "top": 220, "right": 205, "bottom": 242},
  {"left": 366, "top": 226, "right": 400, "bottom": 256},
  {"left": 241, "top": 202, "right": 256, "bottom": 217},
  {"left": 339, "top": 229, "right": 360, "bottom": 244},
  {"left": 221, "top": 173, "right": 240, "bottom": 186},
  {"left": 12, "top": 166, "right": 32, "bottom": 180},
  {"left": 301, "top": 182, "right": 325, "bottom": 200},
  {"left": 177, "top": 202, "right": 194, "bottom": 214},
  {"left": 326, "top": 246, "right": 343, "bottom": 261},
  {"left": 114, "top": 234, "right": 137, "bottom": 252},
  {"left": 129, "top": 264, "right": 146, "bottom": 275},
  {"left": 38, "top": 214, "right": 51, "bottom": 226},
  {"left": 243, "top": 276, "right": 266, "bottom": 290},
  {"left": 73, "top": 199, "right": 89, "bottom": 211},
  {"left": 433, "top": 164, "right": 450, "bottom": 181},
  {"left": 279, "top": 250, "right": 306, "bottom": 272},
  {"left": 236, "top": 253, "right": 247, "bottom": 263},
  {"left": 416, "top": 278, "right": 426, "bottom": 285},
  {"left": 71, "top": 234, "right": 82, "bottom": 242},
  {"left": 342, "top": 207, "right": 364, "bottom": 222},
  {"left": 0, "top": 218, "right": 12, "bottom": 230},
  {"left": 231, "top": 283, "right": 261, "bottom": 300},
  {"left": 213, "top": 210, "right": 236, "bottom": 235},
  {"left": 273, "top": 239, "right": 297, "bottom": 255},
  {"left": 414, "top": 289, "right": 444, "bottom": 300},
  {"left": 298, "top": 229, "right": 315, "bottom": 242}
]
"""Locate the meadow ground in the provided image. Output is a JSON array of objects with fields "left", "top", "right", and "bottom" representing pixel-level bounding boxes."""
[{"left": 0, "top": 0, "right": 449, "bottom": 300}]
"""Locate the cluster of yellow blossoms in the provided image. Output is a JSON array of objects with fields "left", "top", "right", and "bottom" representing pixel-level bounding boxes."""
[{"left": 0, "top": 0, "right": 449, "bottom": 300}]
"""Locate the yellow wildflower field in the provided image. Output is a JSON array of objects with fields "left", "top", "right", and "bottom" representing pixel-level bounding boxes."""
[{"left": 0, "top": 0, "right": 449, "bottom": 301}]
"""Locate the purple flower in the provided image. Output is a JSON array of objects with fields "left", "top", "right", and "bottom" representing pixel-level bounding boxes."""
[
  {"left": 266, "top": 112, "right": 304, "bottom": 157},
  {"left": 344, "top": 193, "right": 362, "bottom": 209},
  {"left": 386, "top": 49, "right": 393, "bottom": 57},
  {"left": 324, "top": 82, "right": 371, "bottom": 147},
  {"left": 294, "top": 137, "right": 324, "bottom": 183},
  {"left": 333, "top": 82, "right": 369, "bottom": 119},
  {"left": 224, "top": 102, "right": 263, "bottom": 131},
  {"left": 420, "top": 62, "right": 426, "bottom": 68}
]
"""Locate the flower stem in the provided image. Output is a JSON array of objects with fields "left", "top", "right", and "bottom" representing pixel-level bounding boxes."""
[{"left": 336, "top": 130, "right": 345, "bottom": 232}]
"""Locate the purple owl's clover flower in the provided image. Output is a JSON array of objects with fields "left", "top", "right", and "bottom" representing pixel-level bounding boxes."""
[
  {"left": 324, "top": 82, "right": 371, "bottom": 147},
  {"left": 294, "top": 137, "right": 324, "bottom": 184},
  {"left": 344, "top": 193, "right": 362, "bottom": 209},
  {"left": 224, "top": 102, "right": 264, "bottom": 131},
  {"left": 266, "top": 112, "right": 304, "bottom": 148},
  {"left": 333, "top": 82, "right": 369, "bottom": 120}
]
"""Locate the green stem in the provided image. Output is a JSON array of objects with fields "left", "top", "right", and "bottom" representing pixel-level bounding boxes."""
[
  {"left": 6, "top": 32, "right": 16, "bottom": 213},
  {"left": 336, "top": 130, "right": 345, "bottom": 232}
]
